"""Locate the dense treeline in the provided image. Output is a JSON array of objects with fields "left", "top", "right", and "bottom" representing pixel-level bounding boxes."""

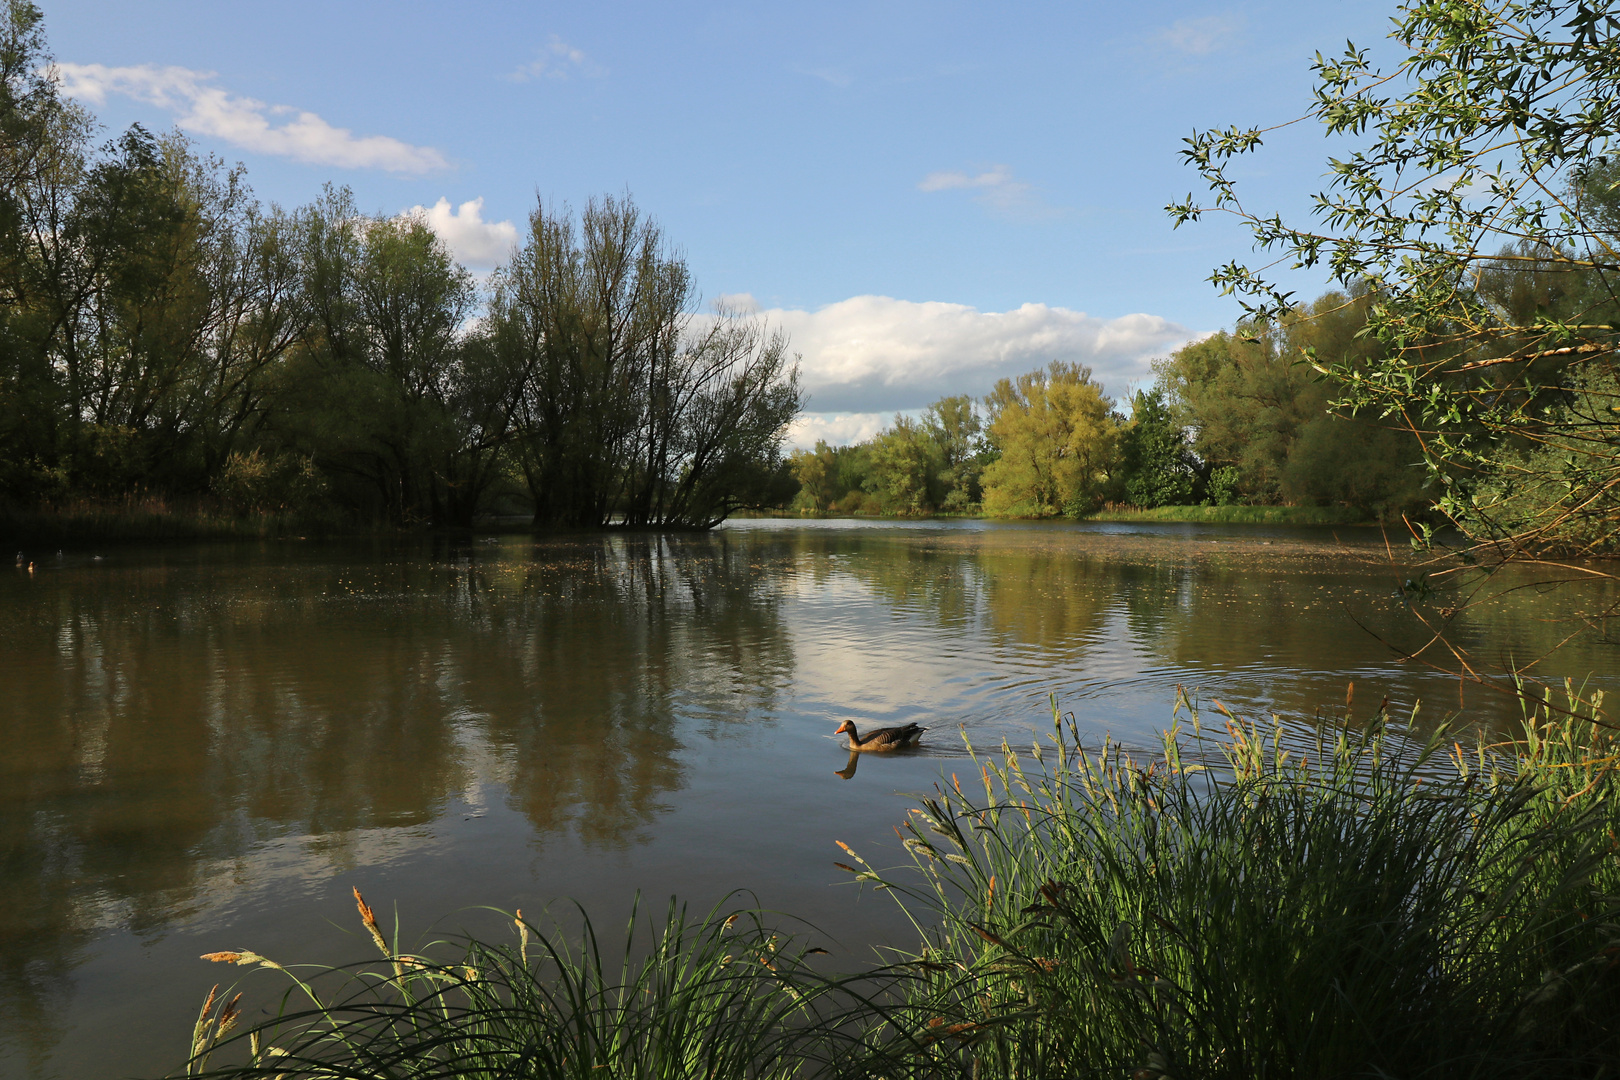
[
  {"left": 793, "top": 288, "right": 1433, "bottom": 521},
  {"left": 0, "top": 4, "right": 800, "bottom": 534}
]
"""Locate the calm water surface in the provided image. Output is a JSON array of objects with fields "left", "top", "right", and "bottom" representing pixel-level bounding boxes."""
[{"left": 0, "top": 519, "right": 1612, "bottom": 1078}]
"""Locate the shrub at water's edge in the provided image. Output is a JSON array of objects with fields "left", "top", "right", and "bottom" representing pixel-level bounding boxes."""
[{"left": 177, "top": 689, "right": 1620, "bottom": 1078}]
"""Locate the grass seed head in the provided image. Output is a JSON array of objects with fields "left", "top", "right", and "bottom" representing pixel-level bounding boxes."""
[{"left": 353, "top": 887, "right": 389, "bottom": 956}]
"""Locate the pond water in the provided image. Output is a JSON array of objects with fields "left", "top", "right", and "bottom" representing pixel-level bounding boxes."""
[{"left": 0, "top": 518, "right": 1612, "bottom": 1078}]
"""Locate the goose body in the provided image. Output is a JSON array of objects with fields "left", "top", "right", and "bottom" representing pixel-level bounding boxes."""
[{"left": 835, "top": 720, "right": 925, "bottom": 751}]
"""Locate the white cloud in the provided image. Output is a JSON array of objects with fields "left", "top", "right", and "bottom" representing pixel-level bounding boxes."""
[
  {"left": 917, "top": 164, "right": 1057, "bottom": 218},
  {"left": 918, "top": 164, "right": 1016, "bottom": 193},
  {"left": 713, "top": 292, "right": 761, "bottom": 314},
  {"left": 508, "top": 35, "right": 602, "bottom": 81},
  {"left": 742, "top": 295, "right": 1196, "bottom": 417},
  {"left": 1153, "top": 14, "right": 1242, "bottom": 56},
  {"left": 403, "top": 197, "right": 518, "bottom": 268},
  {"left": 785, "top": 412, "right": 892, "bottom": 450},
  {"left": 53, "top": 63, "right": 448, "bottom": 174}
]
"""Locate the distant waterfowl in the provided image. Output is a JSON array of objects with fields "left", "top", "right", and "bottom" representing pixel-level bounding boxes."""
[{"left": 835, "top": 720, "right": 925, "bottom": 751}]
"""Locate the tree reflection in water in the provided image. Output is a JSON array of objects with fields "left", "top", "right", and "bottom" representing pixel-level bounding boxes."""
[{"left": 0, "top": 533, "right": 795, "bottom": 1069}]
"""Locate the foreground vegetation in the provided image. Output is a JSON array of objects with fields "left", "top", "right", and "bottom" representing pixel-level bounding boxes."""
[{"left": 180, "top": 689, "right": 1620, "bottom": 1078}]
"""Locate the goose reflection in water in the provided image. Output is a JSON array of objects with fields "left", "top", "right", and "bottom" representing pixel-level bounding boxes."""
[{"left": 835, "top": 750, "right": 860, "bottom": 780}]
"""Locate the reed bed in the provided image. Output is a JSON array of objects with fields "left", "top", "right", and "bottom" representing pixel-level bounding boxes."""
[
  {"left": 181, "top": 894, "right": 922, "bottom": 1080},
  {"left": 179, "top": 688, "right": 1620, "bottom": 1079}
]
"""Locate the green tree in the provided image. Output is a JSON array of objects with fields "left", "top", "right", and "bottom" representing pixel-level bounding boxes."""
[
  {"left": 1172, "top": 0, "right": 1620, "bottom": 555},
  {"left": 1118, "top": 387, "right": 1198, "bottom": 508},
  {"left": 925, "top": 394, "right": 987, "bottom": 511},
  {"left": 0, "top": 0, "right": 85, "bottom": 502},
  {"left": 290, "top": 185, "right": 483, "bottom": 525},
  {"left": 1156, "top": 293, "right": 1429, "bottom": 517},
  {"left": 865, "top": 414, "right": 942, "bottom": 514},
  {"left": 788, "top": 441, "right": 836, "bottom": 512},
  {"left": 490, "top": 196, "right": 801, "bottom": 528},
  {"left": 0, "top": 3, "right": 798, "bottom": 532},
  {"left": 980, "top": 361, "right": 1119, "bottom": 518}
]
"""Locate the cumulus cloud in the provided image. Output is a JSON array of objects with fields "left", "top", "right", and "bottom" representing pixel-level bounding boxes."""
[
  {"left": 1153, "top": 14, "right": 1243, "bottom": 56},
  {"left": 53, "top": 63, "right": 448, "bottom": 174},
  {"left": 917, "top": 164, "right": 1057, "bottom": 218},
  {"left": 403, "top": 197, "right": 518, "bottom": 268},
  {"left": 741, "top": 295, "right": 1195, "bottom": 417},
  {"left": 785, "top": 412, "right": 893, "bottom": 450},
  {"left": 508, "top": 35, "right": 602, "bottom": 81}
]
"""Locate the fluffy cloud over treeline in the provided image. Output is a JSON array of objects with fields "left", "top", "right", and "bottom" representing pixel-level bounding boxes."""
[{"left": 715, "top": 295, "right": 1195, "bottom": 437}]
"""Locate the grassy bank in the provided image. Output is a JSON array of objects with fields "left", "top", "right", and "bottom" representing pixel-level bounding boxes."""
[
  {"left": 179, "top": 689, "right": 1619, "bottom": 1078},
  {"left": 1082, "top": 503, "right": 1377, "bottom": 526}
]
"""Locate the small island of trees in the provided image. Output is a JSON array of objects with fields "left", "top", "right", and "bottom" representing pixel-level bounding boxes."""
[{"left": 0, "top": 9, "right": 801, "bottom": 538}]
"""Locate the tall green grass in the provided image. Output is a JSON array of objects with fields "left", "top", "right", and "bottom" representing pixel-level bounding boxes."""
[
  {"left": 178, "top": 689, "right": 1620, "bottom": 1079},
  {"left": 181, "top": 893, "right": 919, "bottom": 1079},
  {"left": 842, "top": 688, "right": 1620, "bottom": 1078}
]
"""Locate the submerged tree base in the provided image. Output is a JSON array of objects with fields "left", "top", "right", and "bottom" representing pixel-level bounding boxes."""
[{"left": 178, "top": 690, "right": 1620, "bottom": 1079}]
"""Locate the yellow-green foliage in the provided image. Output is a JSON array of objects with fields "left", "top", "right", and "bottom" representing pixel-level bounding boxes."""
[{"left": 980, "top": 361, "right": 1118, "bottom": 518}]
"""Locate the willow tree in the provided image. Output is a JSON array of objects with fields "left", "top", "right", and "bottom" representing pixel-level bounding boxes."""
[
  {"left": 980, "top": 361, "right": 1118, "bottom": 518},
  {"left": 491, "top": 196, "right": 800, "bottom": 528},
  {"left": 0, "top": 38, "right": 306, "bottom": 505},
  {"left": 293, "top": 186, "right": 493, "bottom": 526},
  {"left": 1171, "top": 0, "right": 1620, "bottom": 558}
]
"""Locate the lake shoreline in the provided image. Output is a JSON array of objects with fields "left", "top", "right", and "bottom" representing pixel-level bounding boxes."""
[
  {"left": 733, "top": 503, "right": 1389, "bottom": 527},
  {"left": 5, "top": 502, "right": 1393, "bottom": 550}
]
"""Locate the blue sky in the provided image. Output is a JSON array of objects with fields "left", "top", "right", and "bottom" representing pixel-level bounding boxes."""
[{"left": 47, "top": 0, "right": 1396, "bottom": 443}]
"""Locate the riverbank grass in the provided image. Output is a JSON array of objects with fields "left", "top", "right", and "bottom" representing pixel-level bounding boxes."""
[{"left": 180, "top": 688, "right": 1620, "bottom": 1078}]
